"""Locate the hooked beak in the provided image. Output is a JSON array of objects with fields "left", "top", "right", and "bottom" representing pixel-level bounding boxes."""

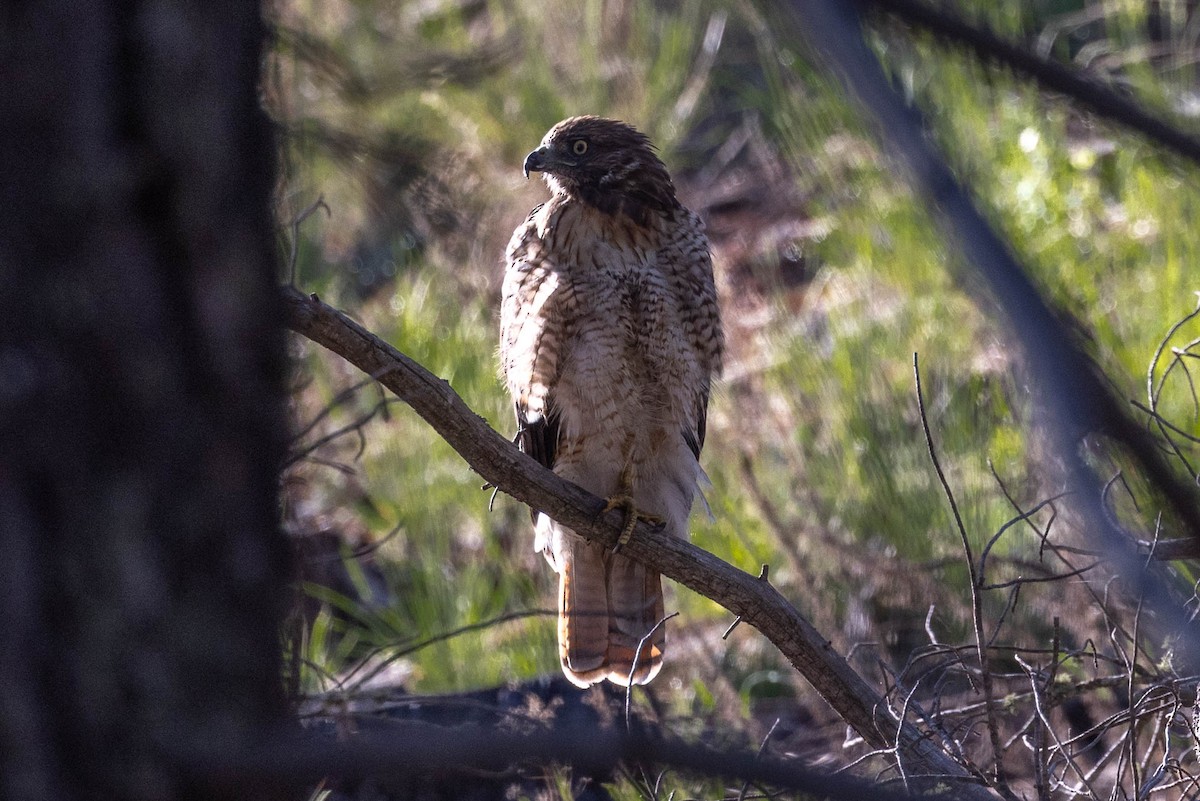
[{"left": 523, "top": 147, "right": 548, "bottom": 179}]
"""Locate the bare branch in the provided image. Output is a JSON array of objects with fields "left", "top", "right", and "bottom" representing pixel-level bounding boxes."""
[
  {"left": 1015, "top": 655, "right": 1103, "bottom": 799},
  {"left": 206, "top": 720, "right": 949, "bottom": 801},
  {"left": 285, "top": 195, "right": 329, "bottom": 286},
  {"left": 337, "top": 608, "right": 558, "bottom": 692},
  {"left": 282, "top": 285, "right": 996, "bottom": 798},
  {"left": 1140, "top": 537, "right": 1200, "bottom": 561}
]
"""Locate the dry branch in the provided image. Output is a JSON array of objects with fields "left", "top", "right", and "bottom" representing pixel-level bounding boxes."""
[
  {"left": 220, "top": 719, "right": 931, "bottom": 800},
  {"left": 283, "top": 285, "right": 997, "bottom": 799}
]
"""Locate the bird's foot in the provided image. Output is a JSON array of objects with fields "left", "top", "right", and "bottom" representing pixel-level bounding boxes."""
[{"left": 600, "top": 494, "right": 663, "bottom": 552}]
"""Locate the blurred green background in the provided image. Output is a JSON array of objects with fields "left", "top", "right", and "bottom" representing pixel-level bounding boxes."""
[{"left": 271, "top": 0, "right": 1200, "bottom": 791}]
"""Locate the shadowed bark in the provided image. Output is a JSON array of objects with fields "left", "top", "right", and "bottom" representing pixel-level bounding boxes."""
[{"left": 0, "top": 3, "right": 290, "bottom": 799}]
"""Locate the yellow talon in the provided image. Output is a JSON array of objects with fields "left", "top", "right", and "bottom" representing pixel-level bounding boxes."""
[{"left": 601, "top": 494, "right": 663, "bottom": 551}]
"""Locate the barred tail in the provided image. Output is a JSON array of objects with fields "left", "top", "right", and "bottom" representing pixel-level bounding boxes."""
[{"left": 557, "top": 534, "right": 666, "bottom": 687}]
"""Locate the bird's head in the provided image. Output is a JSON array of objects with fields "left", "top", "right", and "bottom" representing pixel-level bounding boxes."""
[{"left": 523, "top": 116, "right": 678, "bottom": 220}]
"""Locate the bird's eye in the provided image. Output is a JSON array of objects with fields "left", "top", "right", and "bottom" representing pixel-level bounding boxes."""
[{"left": 572, "top": 140, "right": 588, "bottom": 156}]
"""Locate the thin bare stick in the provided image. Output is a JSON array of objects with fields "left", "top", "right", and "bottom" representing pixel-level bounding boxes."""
[
  {"left": 1015, "top": 654, "right": 1102, "bottom": 799},
  {"left": 285, "top": 396, "right": 399, "bottom": 468},
  {"left": 1126, "top": 588, "right": 1147, "bottom": 796},
  {"left": 625, "top": 612, "right": 679, "bottom": 729},
  {"left": 287, "top": 195, "right": 330, "bottom": 286},
  {"left": 1147, "top": 298, "right": 1200, "bottom": 412},
  {"left": 978, "top": 495, "right": 1068, "bottom": 581},
  {"left": 291, "top": 373, "right": 381, "bottom": 444},
  {"left": 914, "top": 353, "right": 1013, "bottom": 799},
  {"left": 1133, "top": 400, "right": 1200, "bottom": 445},
  {"left": 737, "top": 717, "right": 782, "bottom": 801},
  {"left": 339, "top": 608, "right": 557, "bottom": 692}
]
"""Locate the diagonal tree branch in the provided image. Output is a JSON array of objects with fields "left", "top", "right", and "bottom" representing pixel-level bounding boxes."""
[
  {"left": 859, "top": 0, "right": 1200, "bottom": 168},
  {"left": 781, "top": 0, "right": 1200, "bottom": 665},
  {"left": 282, "top": 285, "right": 998, "bottom": 799}
]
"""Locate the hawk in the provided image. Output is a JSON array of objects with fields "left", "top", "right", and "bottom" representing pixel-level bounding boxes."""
[{"left": 500, "top": 116, "right": 723, "bottom": 687}]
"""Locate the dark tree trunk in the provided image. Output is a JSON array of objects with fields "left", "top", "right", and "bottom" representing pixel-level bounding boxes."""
[{"left": 0, "top": 3, "right": 288, "bottom": 800}]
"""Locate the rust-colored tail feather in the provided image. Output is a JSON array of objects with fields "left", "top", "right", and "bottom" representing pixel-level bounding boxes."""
[{"left": 558, "top": 536, "right": 666, "bottom": 687}]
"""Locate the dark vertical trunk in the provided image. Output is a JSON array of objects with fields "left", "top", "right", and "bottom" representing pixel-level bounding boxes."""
[{"left": 0, "top": 3, "right": 288, "bottom": 799}]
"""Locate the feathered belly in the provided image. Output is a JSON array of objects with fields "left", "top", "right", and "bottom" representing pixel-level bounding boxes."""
[{"left": 550, "top": 329, "right": 701, "bottom": 538}]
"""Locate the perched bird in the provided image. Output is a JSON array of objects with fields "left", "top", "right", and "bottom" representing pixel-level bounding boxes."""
[{"left": 499, "top": 116, "right": 723, "bottom": 687}]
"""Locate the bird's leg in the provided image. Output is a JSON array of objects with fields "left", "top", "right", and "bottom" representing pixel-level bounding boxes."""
[{"left": 601, "top": 462, "right": 663, "bottom": 551}]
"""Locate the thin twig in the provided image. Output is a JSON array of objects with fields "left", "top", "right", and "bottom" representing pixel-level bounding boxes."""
[
  {"left": 340, "top": 608, "right": 557, "bottom": 692},
  {"left": 914, "top": 353, "right": 1014, "bottom": 798},
  {"left": 737, "top": 718, "right": 782, "bottom": 801},
  {"left": 1016, "top": 654, "right": 1103, "bottom": 800},
  {"left": 1133, "top": 400, "right": 1200, "bottom": 445},
  {"left": 1126, "top": 586, "right": 1147, "bottom": 797},
  {"left": 287, "top": 195, "right": 330, "bottom": 286},
  {"left": 1147, "top": 298, "right": 1200, "bottom": 413},
  {"left": 625, "top": 612, "right": 679, "bottom": 730}
]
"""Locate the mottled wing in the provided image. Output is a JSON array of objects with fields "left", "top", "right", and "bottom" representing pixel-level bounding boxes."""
[
  {"left": 664, "top": 206, "right": 724, "bottom": 459},
  {"left": 500, "top": 207, "right": 569, "bottom": 515}
]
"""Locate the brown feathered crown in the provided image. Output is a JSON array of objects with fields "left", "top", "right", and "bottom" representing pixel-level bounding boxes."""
[{"left": 523, "top": 116, "right": 679, "bottom": 223}]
